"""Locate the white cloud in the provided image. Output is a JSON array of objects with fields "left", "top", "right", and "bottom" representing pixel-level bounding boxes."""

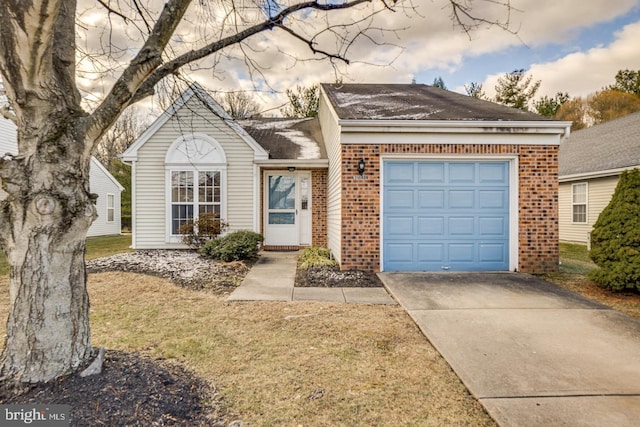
[
  {"left": 73, "top": 0, "right": 640, "bottom": 114},
  {"left": 480, "top": 19, "right": 640, "bottom": 99}
]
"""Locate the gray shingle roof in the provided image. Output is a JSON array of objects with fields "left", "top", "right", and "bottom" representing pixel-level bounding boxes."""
[
  {"left": 321, "top": 83, "right": 551, "bottom": 121},
  {"left": 237, "top": 117, "right": 327, "bottom": 160},
  {"left": 559, "top": 111, "right": 640, "bottom": 177}
]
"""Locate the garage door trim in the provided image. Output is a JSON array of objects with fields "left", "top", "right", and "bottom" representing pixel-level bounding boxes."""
[{"left": 380, "top": 155, "right": 519, "bottom": 272}]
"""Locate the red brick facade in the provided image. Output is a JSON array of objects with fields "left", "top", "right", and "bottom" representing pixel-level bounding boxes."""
[
  {"left": 339, "top": 143, "right": 559, "bottom": 273},
  {"left": 311, "top": 169, "right": 328, "bottom": 247}
]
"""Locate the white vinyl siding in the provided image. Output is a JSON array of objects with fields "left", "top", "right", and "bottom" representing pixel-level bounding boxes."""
[
  {"left": 571, "top": 183, "right": 588, "bottom": 223},
  {"left": 132, "top": 97, "right": 257, "bottom": 249},
  {"left": 0, "top": 118, "right": 122, "bottom": 236},
  {"left": 318, "top": 92, "right": 343, "bottom": 263},
  {"left": 559, "top": 176, "right": 619, "bottom": 244},
  {"left": 87, "top": 158, "right": 123, "bottom": 236}
]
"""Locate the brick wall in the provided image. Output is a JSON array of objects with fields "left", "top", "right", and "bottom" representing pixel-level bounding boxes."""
[
  {"left": 517, "top": 145, "right": 559, "bottom": 272},
  {"left": 311, "top": 169, "right": 328, "bottom": 247},
  {"left": 339, "top": 143, "right": 559, "bottom": 273}
]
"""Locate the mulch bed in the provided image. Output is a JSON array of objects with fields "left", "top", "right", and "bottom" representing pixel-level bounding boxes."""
[
  {"left": 86, "top": 250, "right": 251, "bottom": 294},
  {"left": 295, "top": 265, "right": 384, "bottom": 288},
  {"left": 0, "top": 350, "right": 233, "bottom": 426}
]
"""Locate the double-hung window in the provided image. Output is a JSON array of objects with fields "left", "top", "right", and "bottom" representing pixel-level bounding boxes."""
[
  {"left": 170, "top": 170, "right": 221, "bottom": 235},
  {"left": 106, "top": 194, "right": 115, "bottom": 222},
  {"left": 572, "top": 183, "right": 587, "bottom": 223}
]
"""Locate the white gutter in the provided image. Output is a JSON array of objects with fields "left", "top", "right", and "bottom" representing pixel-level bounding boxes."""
[
  {"left": 559, "top": 165, "right": 640, "bottom": 182},
  {"left": 254, "top": 159, "right": 329, "bottom": 168},
  {"left": 338, "top": 119, "right": 572, "bottom": 136}
]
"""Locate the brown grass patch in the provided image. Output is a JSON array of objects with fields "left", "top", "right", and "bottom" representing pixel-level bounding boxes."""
[
  {"left": 542, "top": 272, "right": 640, "bottom": 319},
  {"left": 0, "top": 272, "right": 495, "bottom": 426}
]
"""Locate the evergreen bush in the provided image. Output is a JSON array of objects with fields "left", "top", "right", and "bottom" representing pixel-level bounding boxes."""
[
  {"left": 200, "top": 230, "right": 263, "bottom": 262},
  {"left": 588, "top": 168, "right": 640, "bottom": 291}
]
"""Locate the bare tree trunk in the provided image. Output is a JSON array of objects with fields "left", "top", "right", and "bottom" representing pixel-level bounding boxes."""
[{"left": 0, "top": 128, "right": 96, "bottom": 383}]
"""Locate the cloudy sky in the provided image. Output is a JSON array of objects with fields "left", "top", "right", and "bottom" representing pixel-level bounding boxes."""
[{"left": 78, "top": 0, "right": 640, "bottom": 115}]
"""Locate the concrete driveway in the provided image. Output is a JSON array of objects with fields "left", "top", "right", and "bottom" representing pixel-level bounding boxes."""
[{"left": 379, "top": 272, "right": 640, "bottom": 427}]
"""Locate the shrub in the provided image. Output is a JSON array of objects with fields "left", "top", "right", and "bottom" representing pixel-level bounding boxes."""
[
  {"left": 298, "top": 246, "right": 338, "bottom": 269},
  {"left": 179, "top": 213, "right": 229, "bottom": 249},
  {"left": 120, "top": 215, "right": 132, "bottom": 232},
  {"left": 201, "top": 230, "right": 264, "bottom": 262},
  {"left": 589, "top": 168, "right": 640, "bottom": 291}
]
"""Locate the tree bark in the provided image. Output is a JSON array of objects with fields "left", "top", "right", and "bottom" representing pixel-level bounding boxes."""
[{"left": 0, "top": 123, "right": 97, "bottom": 383}]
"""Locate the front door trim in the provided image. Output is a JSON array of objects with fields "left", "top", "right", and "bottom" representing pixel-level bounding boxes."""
[{"left": 263, "top": 171, "right": 312, "bottom": 246}]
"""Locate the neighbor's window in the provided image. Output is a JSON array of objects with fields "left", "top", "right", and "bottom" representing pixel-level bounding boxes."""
[
  {"left": 171, "top": 170, "right": 221, "bottom": 234},
  {"left": 572, "top": 183, "right": 587, "bottom": 223},
  {"left": 106, "top": 194, "right": 115, "bottom": 222}
]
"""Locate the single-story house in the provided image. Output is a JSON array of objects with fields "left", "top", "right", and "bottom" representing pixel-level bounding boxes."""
[
  {"left": 559, "top": 111, "right": 640, "bottom": 246},
  {"left": 122, "top": 83, "right": 570, "bottom": 273},
  {"left": 0, "top": 117, "right": 124, "bottom": 237}
]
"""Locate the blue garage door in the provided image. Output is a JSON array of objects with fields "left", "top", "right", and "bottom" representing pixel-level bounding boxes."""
[{"left": 383, "top": 161, "right": 510, "bottom": 271}]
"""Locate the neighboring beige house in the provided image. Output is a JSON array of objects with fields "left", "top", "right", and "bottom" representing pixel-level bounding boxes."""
[
  {"left": 559, "top": 111, "right": 640, "bottom": 246},
  {"left": 0, "top": 117, "right": 124, "bottom": 237},
  {"left": 124, "top": 82, "right": 570, "bottom": 273}
]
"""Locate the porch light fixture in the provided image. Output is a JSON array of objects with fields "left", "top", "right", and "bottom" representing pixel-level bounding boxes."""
[
  {"left": 288, "top": 166, "right": 296, "bottom": 172},
  {"left": 357, "top": 158, "right": 365, "bottom": 175}
]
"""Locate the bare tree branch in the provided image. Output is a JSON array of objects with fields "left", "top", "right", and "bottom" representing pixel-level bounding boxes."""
[
  {"left": 88, "top": 0, "right": 378, "bottom": 145},
  {"left": 276, "top": 24, "right": 351, "bottom": 64},
  {"left": 95, "top": 0, "right": 131, "bottom": 23}
]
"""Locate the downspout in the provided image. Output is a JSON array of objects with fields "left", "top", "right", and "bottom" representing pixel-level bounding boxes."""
[
  {"left": 253, "top": 162, "right": 261, "bottom": 233},
  {"left": 120, "top": 158, "right": 136, "bottom": 249}
]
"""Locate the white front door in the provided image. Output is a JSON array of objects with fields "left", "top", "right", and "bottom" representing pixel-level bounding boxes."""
[{"left": 264, "top": 172, "right": 312, "bottom": 246}]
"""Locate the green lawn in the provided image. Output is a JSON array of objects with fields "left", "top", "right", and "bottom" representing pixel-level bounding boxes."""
[
  {"left": 0, "top": 234, "right": 131, "bottom": 275},
  {"left": 559, "top": 242, "right": 597, "bottom": 274}
]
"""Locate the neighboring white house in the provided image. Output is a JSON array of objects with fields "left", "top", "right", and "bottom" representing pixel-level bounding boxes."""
[
  {"left": 0, "top": 117, "right": 124, "bottom": 237},
  {"left": 559, "top": 111, "right": 640, "bottom": 245}
]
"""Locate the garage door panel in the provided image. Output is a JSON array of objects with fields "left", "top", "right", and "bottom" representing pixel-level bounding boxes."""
[
  {"left": 479, "top": 190, "right": 508, "bottom": 209},
  {"left": 449, "top": 243, "right": 475, "bottom": 262},
  {"left": 448, "top": 217, "right": 475, "bottom": 235},
  {"left": 479, "top": 243, "right": 507, "bottom": 262},
  {"left": 449, "top": 163, "right": 475, "bottom": 183},
  {"left": 479, "top": 162, "right": 508, "bottom": 183},
  {"left": 386, "top": 216, "right": 414, "bottom": 235},
  {"left": 385, "top": 243, "right": 413, "bottom": 262},
  {"left": 386, "top": 189, "right": 414, "bottom": 209},
  {"left": 418, "top": 190, "right": 444, "bottom": 208},
  {"left": 417, "top": 243, "right": 444, "bottom": 262},
  {"left": 478, "top": 217, "right": 507, "bottom": 235},
  {"left": 418, "top": 163, "right": 445, "bottom": 183},
  {"left": 383, "top": 160, "right": 510, "bottom": 272},
  {"left": 386, "top": 162, "right": 415, "bottom": 184},
  {"left": 418, "top": 217, "right": 445, "bottom": 235},
  {"left": 449, "top": 190, "right": 475, "bottom": 208}
]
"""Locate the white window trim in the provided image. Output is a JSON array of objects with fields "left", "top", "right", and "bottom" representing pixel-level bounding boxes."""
[
  {"left": 164, "top": 133, "right": 228, "bottom": 244},
  {"left": 164, "top": 168, "right": 227, "bottom": 244},
  {"left": 571, "top": 182, "right": 588, "bottom": 224},
  {"left": 106, "top": 193, "right": 115, "bottom": 223}
]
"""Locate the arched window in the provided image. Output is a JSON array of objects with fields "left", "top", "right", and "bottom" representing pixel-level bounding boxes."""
[{"left": 165, "top": 134, "right": 227, "bottom": 243}]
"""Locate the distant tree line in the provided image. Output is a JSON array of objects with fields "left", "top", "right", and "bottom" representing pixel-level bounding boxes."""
[{"left": 461, "top": 68, "right": 640, "bottom": 130}]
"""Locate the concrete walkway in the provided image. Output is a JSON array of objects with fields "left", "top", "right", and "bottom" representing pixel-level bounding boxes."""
[
  {"left": 379, "top": 272, "right": 640, "bottom": 427},
  {"left": 227, "top": 251, "right": 395, "bottom": 305}
]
